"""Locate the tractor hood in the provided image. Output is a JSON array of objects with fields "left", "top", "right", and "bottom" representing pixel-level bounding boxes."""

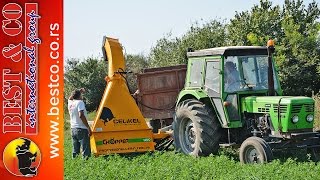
[
  {"left": 241, "top": 96, "right": 314, "bottom": 112},
  {"left": 241, "top": 96, "right": 315, "bottom": 133}
]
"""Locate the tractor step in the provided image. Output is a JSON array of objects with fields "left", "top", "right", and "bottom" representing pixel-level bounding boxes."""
[
  {"left": 219, "top": 142, "right": 237, "bottom": 148},
  {"left": 291, "top": 132, "right": 320, "bottom": 138}
]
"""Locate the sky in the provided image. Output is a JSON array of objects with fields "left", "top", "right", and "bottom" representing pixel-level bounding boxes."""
[{"left": 64, "top": 0, "right": 317, "bottom": 59}]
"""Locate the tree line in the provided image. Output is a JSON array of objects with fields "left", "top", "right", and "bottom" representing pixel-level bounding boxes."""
[{"left": 65, "top": 0, "right": 320, "bottom": 112}]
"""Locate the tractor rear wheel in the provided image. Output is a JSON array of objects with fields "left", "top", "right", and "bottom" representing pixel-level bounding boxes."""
[
  {"left": 173, "top": 99, "right": 221, "bottom": 156},
  {"left": 239, "top": 137, "right": 273, "bottom": 164}
]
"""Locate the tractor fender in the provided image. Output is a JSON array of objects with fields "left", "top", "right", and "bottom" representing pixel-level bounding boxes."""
[
  {"left": 175, "top": 89, "right": 225, "bottom": 127},
  {"left": 176, "top": 89, "right": 208, "bottom": 105}
]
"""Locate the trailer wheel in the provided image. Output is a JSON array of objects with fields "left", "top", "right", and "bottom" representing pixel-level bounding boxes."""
[
  {"left": 239, "top": 137, "right": 273, "bottom": 164},
  {"left": 173, "top": 99, "right": 221, "bottom": 156}
]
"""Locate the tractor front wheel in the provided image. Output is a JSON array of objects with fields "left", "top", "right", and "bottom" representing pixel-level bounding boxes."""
[
  {"left": 239, "top": 137, "right": 273, "bottom": 164},
  {"left": 173, "top": 99, "right": 221, "bottom": 156}
]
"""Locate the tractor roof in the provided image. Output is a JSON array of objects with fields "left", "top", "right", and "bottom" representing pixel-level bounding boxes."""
[{"left": 187, "top": 46, "right": 268, "bottom": 57}]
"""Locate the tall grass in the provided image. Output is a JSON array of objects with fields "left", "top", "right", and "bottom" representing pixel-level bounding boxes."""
[{"left": 64, "top": 135, "right": 320, "bottom": 180}]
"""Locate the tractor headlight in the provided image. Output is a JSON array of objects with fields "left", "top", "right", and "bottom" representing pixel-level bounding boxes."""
[
  {"left": 306, "top": 114, "right": 314, "bottom": 122},
  {"left": 291, "top": 115, "right": 299, "bottom": 123}
]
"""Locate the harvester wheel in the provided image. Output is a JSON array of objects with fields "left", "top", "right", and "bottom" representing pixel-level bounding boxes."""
[
  {"left": 173, "top": 99, "right": 221, "bottom": 156},
  {"left": 239, "top": 137, "right": 273, "bottom": 164}
]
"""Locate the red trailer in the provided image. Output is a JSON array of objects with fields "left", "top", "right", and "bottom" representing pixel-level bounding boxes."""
[{"left": 136, "top": 65, "right": 187, "bottom": 131}]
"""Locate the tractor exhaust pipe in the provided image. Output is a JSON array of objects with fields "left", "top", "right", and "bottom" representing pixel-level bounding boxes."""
[{"left": 267, "top": 40, "right": 275, "bottom": 96}]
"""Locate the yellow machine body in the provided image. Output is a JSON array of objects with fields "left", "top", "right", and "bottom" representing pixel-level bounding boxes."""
[{"left": 90, "top": 37, "right": 169, "bottom": 155}]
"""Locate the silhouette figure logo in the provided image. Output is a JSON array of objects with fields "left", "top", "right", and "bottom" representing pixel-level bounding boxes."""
[
  {"left": 3, "top": 137, "right": 41, "bottom": 177},
  {"left": 100, "top": 107, "right": 115, "bottom": 125}
]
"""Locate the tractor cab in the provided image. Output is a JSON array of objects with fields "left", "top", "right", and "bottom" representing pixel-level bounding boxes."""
[
  {"left": 222, "top": 52, "right": 281, "bottom": 123},
  {"left": 184, "top": 46, "right": 282, "bottom": 128},
  {"left": 223, "top": 54, "right": 279, "bottom": 94}
]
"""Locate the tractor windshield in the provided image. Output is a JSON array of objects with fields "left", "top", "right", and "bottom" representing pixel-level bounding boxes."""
[{"left": 224, "top": 55, "right": 278, "bottom": 92}]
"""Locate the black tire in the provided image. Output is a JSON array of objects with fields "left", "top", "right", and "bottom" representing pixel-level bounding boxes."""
[
  {"left": 173, "top": 99, "right": 221, "bottom": 156},
  {"left": 239, "top": 137, "right": 273, "bottom": 164}
]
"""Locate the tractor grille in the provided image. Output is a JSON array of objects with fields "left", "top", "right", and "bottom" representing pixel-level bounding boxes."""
[
  {"left": 290, "top": 103, "right": 314, "bottom": 113},
  {"left": 304, "top": 103, "right": 314, "bottom": 113},
  {"left": 272, "top": 103, "right": 314, "bottom": 114},
  {"left": 273, "top": 104, "right": 288, "bottom": 114},
  {"left": 258, "top": 108, "right": 270, "bottom": 113},
  {"left": 291, "top": 104, "right": 303, "bottom": 113}
]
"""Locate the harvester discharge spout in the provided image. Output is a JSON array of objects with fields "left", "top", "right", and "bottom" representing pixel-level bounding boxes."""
[{"left": 90, "top": 37, "right": 170, "bottom": 156}]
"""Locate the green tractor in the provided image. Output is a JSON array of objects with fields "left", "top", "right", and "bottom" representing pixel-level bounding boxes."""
[{"left": 173, "top": 41, "right": 320, "bottom": 163}]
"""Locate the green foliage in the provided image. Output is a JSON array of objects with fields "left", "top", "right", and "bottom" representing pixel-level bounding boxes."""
[
  {"left": 148, "top": 0, "right": 320, "bottom": 95},
  {"left": 64, "top": 57, "right": 108, "bottom": 112},
  {"left": 149, "top": 20, "right": 227, "bottom": 67},
  {"left": 227, "top": 0, "right": 320, "bottom": 95},
  {"left": 125, "top": 54, "right": 149, "bottom": 93},
  {"left": 228, "top": 0, "right": 282, "bottom": 46},
  {"left": 276, "top": 0, "right": 320, "bottom": 95}
]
